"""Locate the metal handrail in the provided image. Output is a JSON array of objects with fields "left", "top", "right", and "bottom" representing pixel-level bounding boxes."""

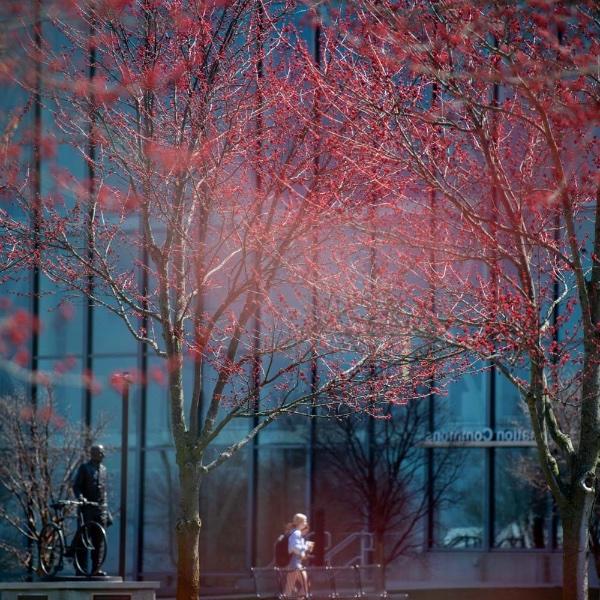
[{"left": 324, "top": 531, "right": 374, "bottom": 566}]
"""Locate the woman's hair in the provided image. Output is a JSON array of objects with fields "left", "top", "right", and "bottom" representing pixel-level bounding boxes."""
[{"left": 292, "top": 513, "right": 308, "bottom": 527}]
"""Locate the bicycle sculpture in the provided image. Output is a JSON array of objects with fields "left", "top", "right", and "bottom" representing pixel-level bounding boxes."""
[{"left": 38, "top": 499, "right": 107, "bottom": 577}]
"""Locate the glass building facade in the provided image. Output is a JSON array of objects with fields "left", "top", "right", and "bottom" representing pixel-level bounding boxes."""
[
  {"left": 0, "top": 278, "right": 566, "bottom": 592},
  {"left": 0, "top": 3, "right": 576, "bottom": 594}
]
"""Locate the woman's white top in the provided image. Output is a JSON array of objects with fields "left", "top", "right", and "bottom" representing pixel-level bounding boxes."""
[{"left": 288, "top": 528, "right": 309, "bottom": 569}]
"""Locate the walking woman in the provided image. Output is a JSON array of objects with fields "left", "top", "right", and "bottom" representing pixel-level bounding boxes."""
[{"left": 284, "top": 513, "right": 314, "bottom": 598}]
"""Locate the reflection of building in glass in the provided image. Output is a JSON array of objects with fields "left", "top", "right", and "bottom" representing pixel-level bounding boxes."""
[
  {"left": 429, "top": 376, "right": 552, "bottom": 552},
  {"left": 0, "top": 3, "right": 577, "bottom": 595}
]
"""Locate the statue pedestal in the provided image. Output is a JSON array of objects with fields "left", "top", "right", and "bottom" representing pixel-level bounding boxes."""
[{"left": 0, "top": 579, "right": 159, "bottom": 600}]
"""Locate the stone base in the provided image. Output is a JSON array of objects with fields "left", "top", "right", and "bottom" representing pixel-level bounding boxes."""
[
  {"left": 38, "top": 577, "right": 123, "bottom": 583},
  {"left": 0, "top": 579, "right": 159, "bottom": 600}
]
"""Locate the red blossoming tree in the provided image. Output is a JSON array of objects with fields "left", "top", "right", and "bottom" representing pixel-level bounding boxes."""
[
  {"left": 316, "top": 2, "right": 599, "bottom": 598},
  {"left": 0, "top": 1, "right": 423, "bottom": 597}
]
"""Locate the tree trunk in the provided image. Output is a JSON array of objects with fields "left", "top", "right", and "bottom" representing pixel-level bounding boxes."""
[
  {"left": 176, "top": 463, "right": 202, "bottom": 600},
  {"left": 562, "top": 496, "right": 594, "bottom": 600},
  {"left": 563, "top": 342, "right": 600, "bottom": 600},
  {"left": 373, "top": 532, "right": 385, "bottom": 567}
]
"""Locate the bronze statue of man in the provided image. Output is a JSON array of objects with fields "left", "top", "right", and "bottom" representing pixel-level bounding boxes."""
[{"left": 72, "top": 444, "right": 112, "bottom": 576}]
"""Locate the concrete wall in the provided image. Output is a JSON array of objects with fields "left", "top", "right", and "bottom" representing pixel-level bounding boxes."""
[
  {"left": 0, "top": 580, "right": 160, "bottom": 600},
  {"left": 387, "top": 551, "right": 582, "bottom": 589}
]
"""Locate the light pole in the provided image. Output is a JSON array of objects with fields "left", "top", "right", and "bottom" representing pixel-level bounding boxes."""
[{"left": 119, "top": 372, "right": 131, "bottom": 580}]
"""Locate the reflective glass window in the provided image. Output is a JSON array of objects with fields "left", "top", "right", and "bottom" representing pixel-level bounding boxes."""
[
  {"left": 38, "top": 276, "right": 84, "bottom": 358},
  {"left": 38, "top": 357, "right": 83, "bottom": 423},
  {"left": 494, "top": 448, "right": 548, "bottom": 549},
  {"left": 199, "top": 446, "right": 249, "bottom": 571},
  {"left": 90, "top": 356, "right": 139, "bottom": 447},
  {"left": 91, "top": 238, "right": 140, "bottom": 355},
  {"left": 3, "top": 270, "right": 32, "bottom": 311},
  {"left": 142, "top": 448, "right": 179, "bottom": 573},
  {"left": 433, "top": 449, "right": 485, "bottom": 549},
  {"left": 435, "top": 370, "right": 487, "bottom": 431},
  {"left": 255, "top": 446, "right": 308, "bottom": 566},
  {"left": 145, "top": 356, "right": 173, "bottom": 447},
  {"left": 495, "top": 371, "right": 529, "bottom": 429}
]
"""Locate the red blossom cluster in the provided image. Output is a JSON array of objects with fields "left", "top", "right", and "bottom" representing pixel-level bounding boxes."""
[{"left": 0, "top": 307, "right": 39, "bottom": 363}]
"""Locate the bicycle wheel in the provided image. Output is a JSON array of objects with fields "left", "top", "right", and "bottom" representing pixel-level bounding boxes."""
[
  {"left": 73, "top": 521, "right": 107, "bottom": 576},
  {"left": 38, "top": 523, "right": 64, "bottom": 576}
]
